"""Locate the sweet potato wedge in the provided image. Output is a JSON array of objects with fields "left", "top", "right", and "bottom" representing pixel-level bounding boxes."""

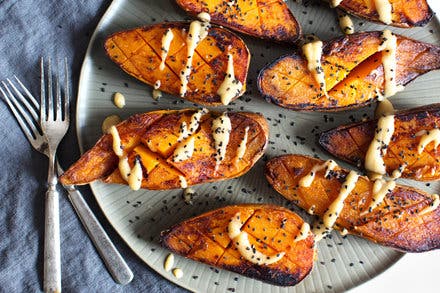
[
  {"left": 258, "top": 31, "right": 440, "bottom": 111},
  {"left": 265, "top": 154, "right": 440, "bottom": 252},
  {"left": 59, "top": 109, "right": 268, "bottom": 190},
  {"left": 335, "top": 0, "right": 433, "bottom": 28},
  {"left": 104, "top": 22, "right": 250, "bottom": 106},
  {"left": 319, "top": 103, "right": 440, "bottom": 181},
  {"left": 160, "top": 204, "right": 315, "bottom": 286},
  {"left": 175, "top": 0, "right": 301, "bottom": 43}
]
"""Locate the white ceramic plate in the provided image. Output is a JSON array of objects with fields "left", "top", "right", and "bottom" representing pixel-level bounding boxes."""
[{"left": 76, "top": 0, "right": 440, "bottom": 292}]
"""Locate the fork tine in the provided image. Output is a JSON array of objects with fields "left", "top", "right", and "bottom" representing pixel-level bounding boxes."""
[
  {"left": 14, "top": 75, "right": 39, "bottom": 109},
  {"left": 40, "top": 57, "right": 46, "bottom": 122},
  {"left": 7, "top": 78, "right": 39, "bottom": 121},
  {"left": 55, "top": 68, "right": 61, "bottom": 121},
  {"left": 0, "top": 82, "right": 40, "bottom": 142},
  {"left": 47, "top": 57, "right": 53, "bottom": 121},
  {"left": 64, "top": 58, "right": 70, "bottom": 122}
]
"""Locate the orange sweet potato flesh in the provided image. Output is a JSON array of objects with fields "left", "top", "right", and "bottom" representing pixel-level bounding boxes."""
[
  {"left": 265, "top": 154, "right": 440, "bottom": 252},
  {"left": 104, "top": 22, "right": 250, "bottom": 106},
  {"left": 319, "top": 103, "right": 440, "bottom": 181},
  {"left": 59, "top": 109, "right": 268, "bottom": 190},
  {"left": 175, "top": 0, "right": 301, "bottom": 43},
  {"left": 160, "top": 204, "right": 315, "bottom": 286},
  {"left": 337, "top": 0, "right": 433, "bottom": 28},
  {"left": 258, "top": 31, "right": 440, "bottom": 111}
]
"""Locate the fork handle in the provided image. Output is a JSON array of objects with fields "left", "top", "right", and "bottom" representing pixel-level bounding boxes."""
[
  {"left": 64, "top": 185, "right": 134, "bottom": 284},
  {"left": 44, "top": 185, "right": 61, "bottom": 293}
]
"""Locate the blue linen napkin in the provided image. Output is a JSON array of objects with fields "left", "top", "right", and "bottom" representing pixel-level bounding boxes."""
[{"left": 0, "top": 1, "right": 186, "bottom": 291}]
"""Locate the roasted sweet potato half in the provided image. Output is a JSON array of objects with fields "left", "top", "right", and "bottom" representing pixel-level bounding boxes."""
[
  {"left": 334, "top": 0, "right": 433, "bottom": 28},
  {"left": 175, "top": 0, "right": 301, "bottom": 43},
  {"left": 160, "top": 204, "right": 315, "bottom": 286},
  {"left": 59, "top": 109, "right": 268, "bottom": 190},
  {"left": 258, "top": 31, "right": 440, "bottom": 111},
  {"left": 104, "top": 22, "right": 250, "bottom": 106},
  {"left": 265, "top": 154, "right": 440, "bottom": 252},
  {"left": 319, "top": 103, "right": 440, "bottom": 181}
]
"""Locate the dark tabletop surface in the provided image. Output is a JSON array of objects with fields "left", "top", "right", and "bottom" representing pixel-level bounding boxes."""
[{"left": 0, "top": 1, "right": 186, "bottom": 291}]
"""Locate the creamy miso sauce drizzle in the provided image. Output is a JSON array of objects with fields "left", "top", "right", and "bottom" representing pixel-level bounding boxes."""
[
  {"left": 302, "top": 39, "right": 328, "bottom": 97},
  {"left": 417, "top": 129, "right": 440, "bottom": 154},
  {"left": 152, "top": 80, "right": 162, "bottom": 100},
  {"left": 164, "top": 253, "right": 174, "bottom": 272},
  {"left": 365, "top": 113, "right": 395, "bottom": 175},
  {"left": 337, "top": 11, "right": 354, "bottom": 35},
  {"left": 159, "top": 29, "right": 174, "bottom": 71},
  {"left": 235, "top": 126, "right": 249, "bottom": 165},
  {"left": 330, "top": 0, "right": 343, "bottom": 7},
  {"left": 110, "top": 125, "right": 143, "bottom": 190},
  {"left": 217, "top": 53, "right": 243, "bottom": 105},
  {"left": 378, "top": 30, "right": 404, "bottom": 98},
  {"left": 228, "top": 213, "right": 285, "bottom": 265},
  {"left": 362, "top": 178, "right": 396, "bottom": 215},
  {"left": 420, "top": 194, "right": 440, "bottom": 215},
  {"left": 180, "top": 18, "right": 210, "bottom": 97},
  {"left": 294, "top": 222, "right": 310, "bottom": 242},
  {"left": 299, "top": 160, "right": 337, "bottom": 187},
  {"left": 374, "top": 0, "right": 393, "bottom": 24},
  {"left": 312, "top": 170, "right": 359, "bottom": 242},
  {"left": 178, "top": 175, "right": 188, "bottom": 189},
  {"left": 177, "top": 108, "right": 209, "bottom": 142},
  {"left": 172, "top": 136, "right": 195, "bottom": 162},
  {"left": 212, "top": 113, "right": 232, "bottom": 172}
]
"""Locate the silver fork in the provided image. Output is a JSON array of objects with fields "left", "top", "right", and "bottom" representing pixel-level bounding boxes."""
[{"left": 0, "top": 60, "right": 133, "bottom": 289}]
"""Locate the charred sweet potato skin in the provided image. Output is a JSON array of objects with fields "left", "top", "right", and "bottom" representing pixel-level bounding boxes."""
[
  {"left": 338, "top": 0, "right": 433, "bottom": 28},
  {"left": 59, "top": 109, "right": 268, "bottom": 190},
  {"left": 160, "top": 204, "right": 315, "bottom": 286},
  {"left": 175, "top": 0, "right": 301, "bottom": 43},
  {"left": 104, "top": 22, "right": 250, "bottom": 106},
  {"left": 265, "top": 155, "right": 440, "bottom": 252},
  {"left": 319, "top": 104, "right": 440, "bottom": 181},
  {"left": 258, "top": 31, "right": 440, "bottom": 111}
]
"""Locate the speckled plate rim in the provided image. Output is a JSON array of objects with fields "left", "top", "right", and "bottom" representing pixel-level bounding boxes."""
[{"left": 73, "top": 0, "right": 440, "bottom": 292}]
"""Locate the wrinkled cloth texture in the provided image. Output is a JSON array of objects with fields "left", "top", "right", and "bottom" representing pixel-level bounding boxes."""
[{"left": 0, "top": 1, "right": 186, "bottom": 292}]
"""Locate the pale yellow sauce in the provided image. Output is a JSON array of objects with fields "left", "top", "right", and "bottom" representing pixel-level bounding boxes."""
[
  {"left": 212, "top": 113, "right": 232, "bottom": 172},
  {"left": 164, "top": 253, "right": 174, "bottom": 272},
  {"left": 374, "top": 98, "right": 395, "bottom": 118},
  {"left": 179, "top": 175, "right": 188, "bottom": 189},
  {"left": 101, "top": 115, "right": 121, "bottom": 134},
  {"left": 378, "top": 30, "right": 404, "bottom": 98},
  {"left": 391, "top": 164, "right": 407, "bottom": 179},
  {"left": 307, "top": 205, "right": 316, "bottom": 215},
  {"left": 118, "top": 156, "right": 131, "bottom": 182},
  {"left": 235, "top": 126, "right": 249, "bottom": 165},
  {"left": 183, "top": 187, "right": 196, "bottom": 205},
  {"left": 420, "top": 194, "right": 439, "bottom": 215},
  {"left": 113, "top": 92, "right": 125, "bottom": 109},
  {"left": 152, "top": 89, "right": 162, "bottom": 100},
  {"left": 338, "top": 13, "right": 354, "bottom": 35},
  {"left": 172, "top": 136, "right": 195, "bottom": 162},
  {"left": 180, "top": 20, "right": 210, "bottom": 97},
  {"left": 154, "top": 80, "right": 161, "bottom": 89},
  {"left": 109, "top": 125, "right": 123, "bottom": 157},
  {"left": 294, "top": 222, "right": 310, "bottom": 242},
  {"left": 217, "top": 53, "right": 243, "bottom": 105},
  {"left": 160, "top": 29, "right": 174, "bottom": 71},
  {"left": 340, "top": 228, "right": 349, "bottom": 236},
  {"left": 299, "top": 160, "right": 338, "bottom": 187},
  {"left": 362, "top": 178, "right": 396, "bottom": 214},
  {"left": 374, "top": 0, "right": 393, "bottom": 24},
  {"left": 172, "top": 268, "right": 183, "bottom": 279},
  {"left": 197, "top": 12, "right": 211, "bottom": 22},
  {"left": 417, "top": 129, "right": 440, "bottom": 154},
  {"left": 365, "top": 114, "right": 395, "bottom": 175},
  {"left": 127, "top": 158, "right": 143, "bottom": 191},
  {"left": 331, "top": 0, "right": 343, "bottom": 7},
  {"left": 228, "top": 213, "right": 285, "bottom": 265},
  {"left": 177, "top": 108, "right": 209, "bottom": 142},
  {"left": 302, "top": 39, "right": 328, "bottom": 97},
  {"left": 323, "top": 170, "right": 359, "bottom": 228}
]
